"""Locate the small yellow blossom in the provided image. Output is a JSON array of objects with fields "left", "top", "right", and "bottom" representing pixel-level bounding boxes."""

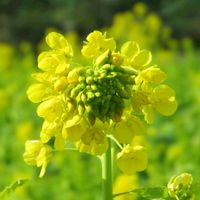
[
  {"left": 40, "top": 120, "right": 62, "bottom": 143},
  {"left": 45, "top": 32, "right": 73, "bottom": 56},
  {"left": 113, "top": 115, "right": 145, "bottom": 144},
  {"left": 23, "top": 140, "right": 52, "bottom": 177},
  {"left": 62, "top": 120, "right": 87, "bottom": 142},
  {"left": 76, "top": 126, "right": 108, "bottom": 155},
  {"left": 37, "top": 97, "right": 64, "bottom": 122},
  {"left": 117, "top": 144, "right": 148, "bottom": 174},
  {"left": 81, "top": 30, "right": 116, "bottom": 58},
  {"left": 135, "top": 66, "right": 166, "bottom": 86}
]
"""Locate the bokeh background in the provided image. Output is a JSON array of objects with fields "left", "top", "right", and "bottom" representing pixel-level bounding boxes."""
[{"left": 0, "top": 0, "right": 200, "bottom": 199}]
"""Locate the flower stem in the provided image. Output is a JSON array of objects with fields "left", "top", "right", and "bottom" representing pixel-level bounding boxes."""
[{"left": 101, "top": 138, "right": 113, "bottom": 200}]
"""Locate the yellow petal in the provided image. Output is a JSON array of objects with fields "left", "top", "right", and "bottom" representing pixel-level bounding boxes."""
[
  {"left": 54, "top": 132, "right": 65, "bottom": 150},
  {"left": 131, "top": 50, "right": 152, "bottom": 69},
  {"left": 38, "top": 54, "right": 59, "bottom": 71},
  {"left": 67, "top": 67, "right": 83, "bottom": 83},
  {"left": 143, "top": 105, "right": 155, "bottom": 124},
  {"left": 121, "top": 41, "right": 140, "bottom": 59},
  {"left": 27, "top": 83, "right": 51, "bottom": 103},
  {"left": 62, "top": 120, "right": 86, "bottom": 142},
  {"left": 45, "top": 32, "right": 73, "bottom": 56},
  {"left": 138, "top": 66, "right": 166, "bottom": 84},
  {"left": 152, "top": 85, "right": 177, "bottom": 116},
  {"left": 155, "top": 99, "right": 177, "bottom": 116},
  {"left": 113, "top": 115, "right": 145, "bottom": 144},
  {"left": 153, "top": 85, "right": 175, "bottom": 100},
  {"left": 23, "top": 140, "right": 43, "bottom": 166},
  {"left": 36, "top": 145, "right": 52, "bottom": 177},
  {"left": 37, "top": 97, "right": 63, "bottom": 122},
  {"left": 81, "top": 45, "right": 98, "bottom": 58},
  {"left": 40, "top": 121, "right": 61, "bottom": 143},
  {"left": 86, "top": 30, "right": 103, "bottom": 43},
  {"left": 117, "top": 145, "right": 148, "bottom": 174}
]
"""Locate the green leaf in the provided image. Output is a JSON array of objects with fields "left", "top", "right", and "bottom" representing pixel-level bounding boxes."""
[
  {"left": 0, "top": 179, "right": 29, "bottom": 200},
  {"left": 113, "top": 186, "right": 168, "bottom": 199}
]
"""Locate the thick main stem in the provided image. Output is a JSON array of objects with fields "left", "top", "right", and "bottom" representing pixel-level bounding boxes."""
[{"left": 101, "top": 138, "right": 113, "bottom": 200}]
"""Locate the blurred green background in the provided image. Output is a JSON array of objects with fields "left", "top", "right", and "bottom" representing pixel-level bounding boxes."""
[{"left": 0, "top": 0, "right": 200, "bottom": 199}]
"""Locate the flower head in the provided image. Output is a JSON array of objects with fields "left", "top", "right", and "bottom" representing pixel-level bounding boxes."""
[
  {"left": 25, "top": 30, "right": 177, "bottom": 176},
  {"left": 167, "top": 173, "right": 194, "bottom": 200}
]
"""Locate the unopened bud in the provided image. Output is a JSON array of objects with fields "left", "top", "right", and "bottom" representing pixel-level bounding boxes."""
[
  {"left": 112, "top": 52, "right": 124, "bottom": 66},
  {"left": 95, "top": 92, "right": 101, "bottom": 97},
  {"left": 78, "top": 102, "right": 85, "bottom": 115},
  {"left": 86, "top": 76, "right": 93, "bottom": 84},
  {"left": 88, "top": 112, "right": 96, "bottom": 126},
  {"left": 95, "top": 50, "right": 110, "bottom": 66},
  {"left": 67, "top": 67, "right": 83, "bottom": 84},
  {"left": 87, "top": 91, "right": 95, "bottom": 100},
  {"left": 54, "top": 77, "right": 68, "bottom": 91},
  {"left": 70, "top": 84, "right": 85, "bottom": 98}
]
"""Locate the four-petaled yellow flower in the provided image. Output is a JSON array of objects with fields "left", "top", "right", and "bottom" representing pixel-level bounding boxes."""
[
  {"left": 23, "top": 140, "right": 52, "bottom": 177},
  {"left": 117, "top": 144, "right": 148, "bottom": 174}
]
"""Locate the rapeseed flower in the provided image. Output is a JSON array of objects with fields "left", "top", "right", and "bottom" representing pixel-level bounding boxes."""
[
  {"left": 25, "top": 30, "right": 176, "bottom": 176},
  {"left": 117, "top": 144, "right": 148, "bottom": 174},
  {"left": 167, "top": 173, "right": 195, "bottom": 200}
]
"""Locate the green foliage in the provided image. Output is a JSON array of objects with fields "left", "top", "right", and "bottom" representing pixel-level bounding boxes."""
[
  {"left": 114, "top": 186, "right": 168, "bottom": 199},
  {"left": 0, "top": 179, "right": 28, "bottom": 200}
]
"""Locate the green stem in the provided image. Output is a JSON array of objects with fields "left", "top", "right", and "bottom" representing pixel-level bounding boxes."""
[{"left": 101, "top": 138, "right": 113, "bottom": 200}]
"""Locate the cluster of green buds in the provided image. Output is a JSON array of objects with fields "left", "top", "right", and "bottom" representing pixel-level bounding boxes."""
[
  {"left": 167, "top": 173, "right": 195, "bottom": 200},
  {"left": 24, "top": 31, "right": 177, "bottom": 177}
]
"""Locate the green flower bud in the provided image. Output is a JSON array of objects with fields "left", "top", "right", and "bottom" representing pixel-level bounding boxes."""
[
  {"left": 86, "top": 76, "right": 94, "bottom": 84},
  {"left": 86, "top": 85, "right": 91, "bottom": 90},
  {"left": 115, "top": 80, "right": 130, "bottom": 99},
  {"left": 78, "top": 102, "right": 85, "bottom": 115},
  {"left": 101, "top": 64, "right": 112, "bottom": 70},
  {"left": 88, "top": 111, "right": 96, "bottom": 126},
  {"left": 99, "top": 97, "right": 110, "bottom": 117},
  {"left": 70, "top": 83, "right": 85, "bottom": 98},
  {"left": 78, "top": 76, "right": 86, "bottom": 83},
  {"left": 86, "top": 69, "right": 93, "bottom": 75},
  {"left": 81, "top": 93, "right": 87, "bottom": 102},
  {"left": 121, "top": 66, "right": 138, "bottom": 75},
  {"left": 111, "top": 95, "right": 123, "bottom": 104},
  {"left": 87, "top": 91, "right": 95, "bottom": 100},
  {"left": 95, "top": 92, "right": 102, "bottom": 97},
  {"left": 85, "top": 105, "right": 92, "bottom": 112},
  {"left": 91, "top": 84, "right": 98, "bottom": 91}
]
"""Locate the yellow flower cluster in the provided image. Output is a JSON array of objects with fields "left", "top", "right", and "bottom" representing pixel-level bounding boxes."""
[
  {"left": 108, "top": 3, "right": 165, "bottom": 49},
  {"left": 24, "top": 31, "right": 177, "bottom": 176},
  {"left": 167, "top": 173, "right": 195, "bottom": 200}
]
